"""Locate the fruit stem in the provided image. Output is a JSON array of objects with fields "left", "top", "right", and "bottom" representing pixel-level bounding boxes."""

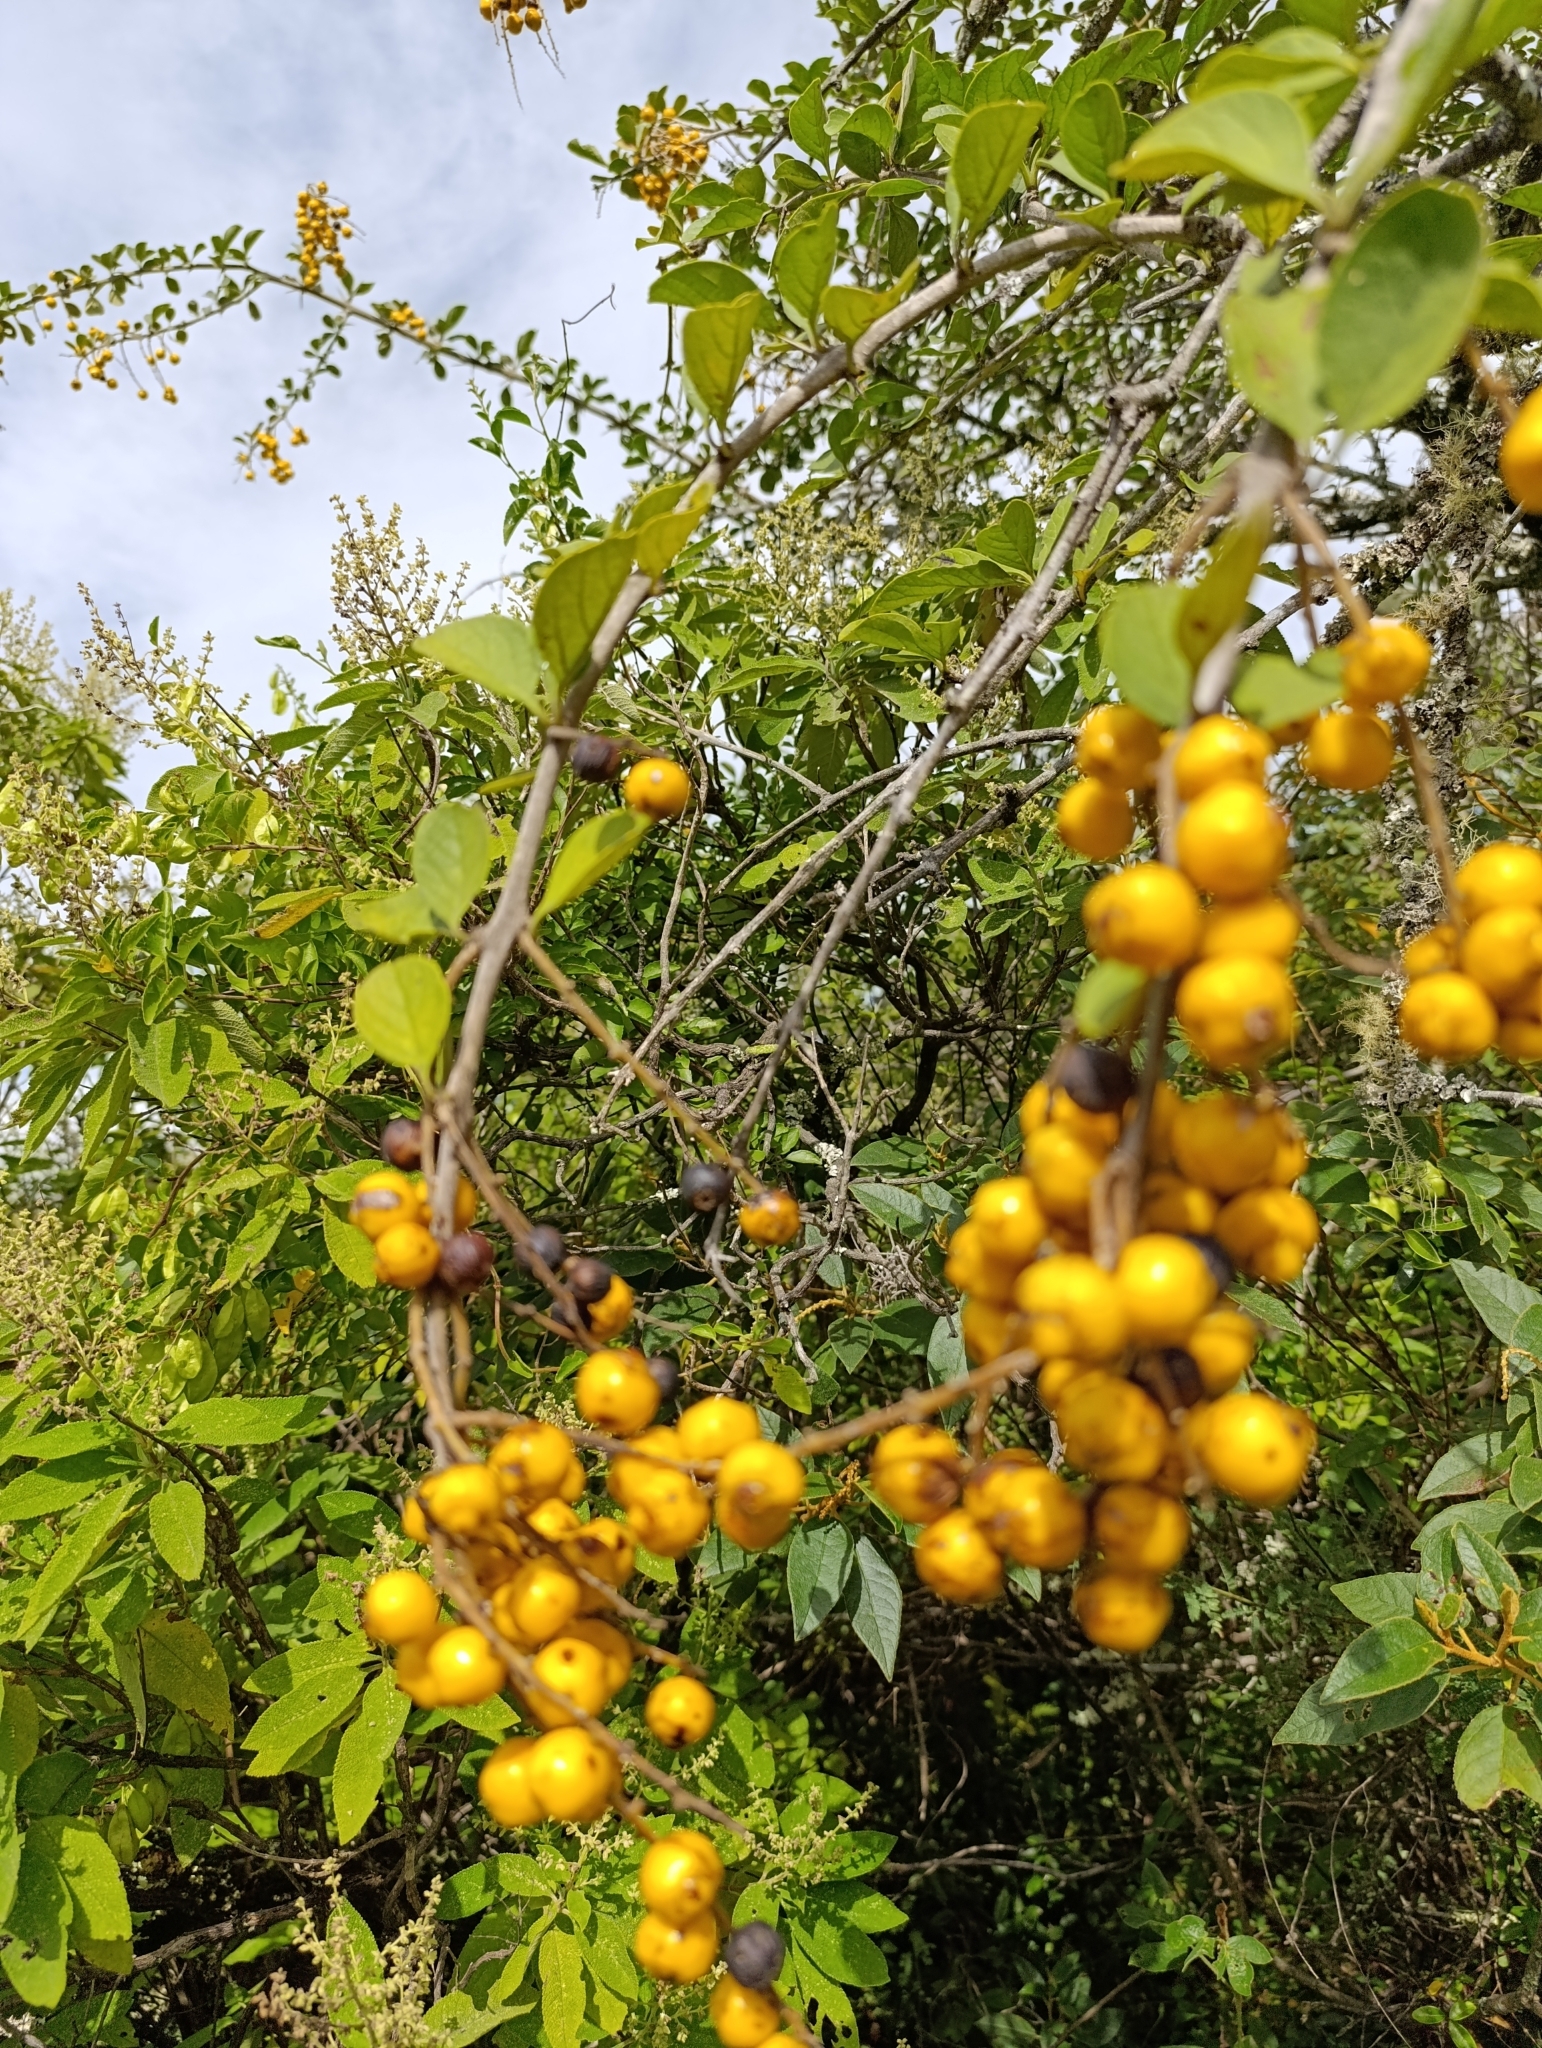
[
  {"left": 1463, "top": 337, "right": 1518, "bottom": 427},
  {"left": 1276, "top": 884, "right": 1396, "bottom": 978},
  {"left": 789, "top": 1347, "right": 1038, "bottom": 1459}
]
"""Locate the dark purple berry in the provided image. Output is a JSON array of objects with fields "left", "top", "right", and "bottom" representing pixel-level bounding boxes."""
[
  {"left": 1059, "top": 1043, "right": 1133, "bottom": 1115},
  {"left": 570, "top": 734, "right": 624, "bottom": 783},
  {"left": 725, "top": 1921, "right": 785, "bottom": 1992},
  {"left": 439, "top": 1230, "right": 495, "bottom": 1292},
  {"left": 645, "top": 1354, "right": 679, "bottom": 1401},
  {"left": 1133, "top": 1347, "right": 1203, "bottom": 1412},
  {"left": 1183, "top": 1233, "right": 1235, "bottom": 1294},
  {"left": 564, "top": 1256, "right": 613, "bottom": 1305},
  {"left": 516, "top": 1226, "right": 567, "bottom": 1276},
  {"left": 680, "top": 1162, "right": 733, "bottom": 1213},
  {"left": 381, "top": 1117, "right": 423, "bottom": 1170}
]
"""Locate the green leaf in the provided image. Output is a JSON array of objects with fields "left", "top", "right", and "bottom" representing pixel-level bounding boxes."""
[
  {"left": 328, "top": 1897, "right": 383, "bottom": 2048},
  {"left": 148, "top": 1482, "right": 206, "bottom": 1582},
  {"left": 340, "top": 888, "right": 448, "bottom": 943},
  {"left": 246, "top": 1659, "right": 369, "bottom": 1776},
  {"left": 412, "top": 803, "right": 493, "bottom": 926},
  {"left": 32, "top": 1817, "right": 131, "bottom": 1970},
  {"left": 633, "top": 504, "right": 706, "bottom": 580},
  {"left": 323, "top": 1206, "right": 378, "bottom": 1290},
  {"left": 805, "top": 1879, "right": 907, "bottom": 1934},
  {"left": 1510, "top": 1454, "right": 1542, "bottom": 1513},
  {"left": 331, "top": 1671, "right": 410, "bottom": 1845},
  {"left": 126, "top": 1016, "right": 191, "bottom": 1109},
  {"left": 766, "top": 1355, "right": 814, "bottom": 1415},
  {"left": 163, "top": 1394, "right": 327, "bottom": 1447},
  {"left": 1191, "top": 25, "right": 1362, "bottom": 103},
  {"left": 793, "top": 1943, "right": 859, "bottom": 2047},
  {"left": 1, "top": 1681, "right": 40, "bottom": 1782},
  {"left": 946, "top": 100, "right": 1043, "bottom": 234},
  {"left": 413, "top": 616, "right": 548, "bottom": 713},
  {"left": 422, "top": 1990, "right": 530, "bottom": 2048},
  {"left": 681, "top": 293, "right": 762, "bottom": 428},
  {"left": 1100, "top": 582, "right": 1192, "bottom": 725},
  {"left": 0, "top": 1452, "right": 126, "bottom": 1524},
  {"left": 1, "top": 1834, "right": 71, "bottom": 2008},
  {"left": 1232, "top": 651, "right": 1341, "bottom": 727},
  {"left": 538, "top": 1928, "right": 586, "bottom": 2048},
  {"left": 794, "top": 1904, "right": 890, "bottom": 1989},
  {"left": 18, "top": 1485, "right": 141, "bottom": 1650},
  {"left": 1454, "top": 1701, "right": 1542, "bottom": 1810},
  {"left": 789, "top": 80, "right": 830, "bottom": 164},
  {"left": 845, "top": 1537, "right": 903, "bottom": 1679},
  {"left": 245, "top": 1634, "right": 374, "bottom": 1699},
  {"left": 1074, "top": 959, "right": 1149, "bottom": 1040},
  {"left": 1337, "top": 0, "right": 1487, "bottom": 216},
  {"left": 1178, "top": 497, "right": 1275, "bottom": 670},
  {"left": 1319, "top": 184, "right": 1486, "bottom": 433},
  {"left": 584, "top": 1915, "right": 637, "bottom": 2001},
  {"left": 353, "top": 956, "right": 452, "bottom": 1075},
  {"left": 1060, "top": 82, "right": 1126, "bottom": 195},
  {"left": 533, "top": 535, "right": 636, "bottom": 689},
  {"left": 140, "top": 1615, "right": 233, "bottom": 1736},
  {"left": 1466, "top": 0, "right": 1542, "bottom": 65},
  {"left": 1475, "top": 262, "right": 1542, "bottom": 337},
  {"left": 1320, "top": 1617, "right": 1448, "bottom": 1702},
  {"left": 1418, "top": 1431, "right": 1511, "bottom": 1501},
  {"left": 648, "top": 260, "right": 763, "bottom": 309},
  {"left": 1455, "top": 1524, "right": 1521, "bottom": 1610},
  {"left": 1331, "top": 1573, "right": 1420, "bottom": 1623},
  {"left": 1115, "top": 89, "right": 1319, "bottom": 199},
  {"left": 1222, "top": 276, "right": 1328, "bottom": 443},
  {"left": 1451, "top": 1260, "right": 1542, "bottom": 1345},
  {"left": 774, "top": 206, "right": 839, "bottom": 329},
  {"left": 532, "top": 808, "right": 654, "bottom": 927},
  {"left": 787, "top": 1522, "right": 855, "bottom": 1641}
]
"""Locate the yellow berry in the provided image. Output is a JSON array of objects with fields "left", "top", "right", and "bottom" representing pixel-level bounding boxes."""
[
  {"left": 1397, "top": 972, "right": 1497, "bottom": 1062},
  {"left": 1460, "top": 905, "right": 1542, "bottom": 1005},
  {"left": 1403, "top": 923, "right": 1459, "bottom": 978},
  {"left": 528, "top": 1726, "right": 617, "bottom": 1820},
  {"left": 965, "top": 1456, "right": 1086, "bottom": 1568},
  {"left": 623, "top": 758, "right": 692, "bottom": 819},
  {"left": 1501, "top": 386, "right": 1542, "bottom": 510},
  {"left": 1172, "top": 714, "right": 1270, "bottom": 800},
  {"left": 645, "top": 1673, "right": 715, "bottom": 1748},
  {"left": 523, "top": 1636, "right": 614, "bottom": 1728},
  {"left": 1171, "top": 1091, "right": 1277, "bottom": 1196},
  {"left": 1499, "top": 1015, "right": 1542, "bottom": 1063},
  {"left": 1456, "top": 841, "right": 1542, "bottom": 920},
  {"left": 360, "top": 1571, "right": 439, "bottom": 1646},
  {"left": 1137, "top": 1170, "right": 1219, "bottom": 1236},
  {"left": 1187, "top": 1306, "right": 1257, "bottom": 1396},
  {"left": 914, "top": 1508, "right": 1004, "bottom": 1603},
  {"left": 419, "top": 1462, "right": 505, "bottom": 1539},
  {"left": 393, "top": 1633, "right": 442, "bottom": 1707},
  {"left": 944, "top": 1220, "right": 1021, "bottom": 1306},
  {"left": 716, "top": 1442, "right": 805, "bottom": 1545},
  {"left": 1268, "top": 1111, "right": 1308, "bottom": 1186},
  {"left": 1024, "top": 1127, "right": 1104, "bottom": 1225},
  {"left": 1074, "top": 703, "right": 1162, "bottom": 789},
  {"left": 1082, "top": 862, "right": 1203, "bottom": 973},
  {"left": 401, "top": 1496, "right": 429, "bottom": 1545},
  {"left": 959, "top": 1297, "right": 1030, "bottom": 1366},
  {"left": 373, "top": 1221, "right": 440, "bottom": 1289},
  {"left": 427, "top": 1624, "right": 505, "bottom": 1706},
  {"left": 1302, "top": 709, "right": 1394, "bottom": 791},
  {"left": 585, "top": 1275, "right": 636, "bottom": 1343},
  {"left": 1092, "top": 1483, "right": 1190, "bottom": 1573},
  {"left": 1058, "top": 1372, "right": 1171, "bottom": 1483},
  {"left": 576, "top": 1347, "right": 659, "bottom": 1437},
  {"left": 490, "top": 1420, "right": 574, "bottom": 1507},
  {"left": 1214, "top": 1186, "right": 1319, "bottom": 1283},
  {"left": 968, "top": 1176, "right": 1048, "bottom": 1264},
  {"left": 870, "top": 1425, "right": 964, "bottom": 1524},
  {"left": 711, "top": 1976, "right": 783, "bottom": 2048},
  {"left": 675, "top": 1396, "right": 761, "bottom": 1463},
  {"left": 1018, "top": 1079, "right": 1122, "bottom": 1153},
  {"left": 634, "top": 1907, "right": 718, "bottom": 1983},
  {"left": 1175, "top": 954, "right": 1296, "bottom": 1070},
  {"left": 1193, "top": 1391, "right": 1315, "bottom": 1506},
  {"left": 349, "top": 1168, "right": 420, "bottom": 1241},
  {"left": 625, "top": 1466, "right": 712, "bottom": 1558},
  {"left": 607, "top": 1426, "right": 683, "bottom": 1508},
  {"left": 1013, "top": 1253, "right": 1128, "bottom": 1359},
  {"left": 491, "top": 1557, "right": 583, "bottom": 1647},
  {"left": 563, "top": 1516, "right": 636, "bottom": 1596},
  {"left": 1176, "top": 782, "right": 1289, "bottom": 900},
  {"left": 563, "top": 1617, "right": 635, "bottom": 1692},
  {"left": 1115, "top": 1233, "right": 1217, "bottom": 1345},
  {"left": 1339, "top": 617, "right": 1431, "bottom": 708},
  {"left": 1035, "top": 1356, "right": 1093, "bottom": 1412},
  {"left": 1198, "top": 894, "right": 1300, "bottom": 963},
  {"left": 479, "top": 1737, "right": 545, "bottom": 1827},
  {"left": 640, "top": 1830, "right": 723, "bottom": 1926},
  {"left": 1073, "top": 1567, "right": 1172, "bottom": 1652},
  {"left": 1056, "top": 777, "right": 1133, "bottom": 860},
  {"left": 739, "top": 1189, "right": 801, "bottom": 1246}
]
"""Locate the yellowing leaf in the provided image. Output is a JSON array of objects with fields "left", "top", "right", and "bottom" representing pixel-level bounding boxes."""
[
  {"left": 532, "top": 535, "right": 636, "bottom": 690},
  {"left": 253, "top": 887, "right": 342, "bottom": 939},
  {"left": 682, "top": 292, "right": 762, "bottom": 428},
  {"left": 532, "top": 809, "right": 654, "bottom": 927},
  {"left": 946, "top": 100, "right": 1044, "bottom": 233},
  {"left": 140, "top": 1614, "right": 233, "bottom": 1736}
]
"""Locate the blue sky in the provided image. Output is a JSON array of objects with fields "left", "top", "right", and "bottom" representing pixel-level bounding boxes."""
[{"left": 0, "top": 0, "right": 821, "bottom": 763}]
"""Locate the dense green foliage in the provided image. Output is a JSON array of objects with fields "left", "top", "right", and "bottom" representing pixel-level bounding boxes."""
[{"left": 11, "top": 3, "right": 1542, "bottom": 2046}]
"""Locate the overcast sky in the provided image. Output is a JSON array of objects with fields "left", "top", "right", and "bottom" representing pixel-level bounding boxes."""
[{"left": 1, "top": 0, "right": 821, "bottom": 776}]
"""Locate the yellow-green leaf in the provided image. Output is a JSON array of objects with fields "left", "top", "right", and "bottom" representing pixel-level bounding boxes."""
[
  {"left": 252, "top": 888, "right": 342, "bottom": 939},
  {"left": 412, "top": 803, "right": 492, "bottom": 926},
  {"left": 775, "top": 206, "right": 839, "bottom": 328},
  {"left": 353, "top": 956, "right": 452, "bottom": 1074},
  {"left": 331, "top": 1671, "right": 409, "bottom": 1844},
  {"left": 323, "top": 1205, "right": 378, "bottom": 1289},
  {"left": 148, "top": 1482, "right": 206, "bottom": 1582},
  {"left": 1222, "top": 273, "right": 1328, "bottom": 442},
  {"left": 532, "top": 809, "right": 654, "bottom": 926},
  {"left": 140, "top": 1614, "right": 233, "bottom": 1736},
  {"left": 532, "top": 535, "right": 636, "bottom": 689},
  {"left": 946, "top": 100, "right": 1043, "bottom": 234},
  {"left": 682, "top": 292, "right": 762, "bottom": 428},
  {"left": 1475, "top": 262, "right": 1542, "bottom": 337},
  {"left": 415, "top": 614, "right": 548, "bottom": 712},
  {"left": 1115, "top": 88, "right": 1319, "bottom": 200}
]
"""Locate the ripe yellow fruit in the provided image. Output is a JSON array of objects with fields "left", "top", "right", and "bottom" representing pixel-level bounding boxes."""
[
  {"left": 1056, "top": 777, "right": 1133, "bottom": 860},
  {"left": 1501, "top": 385, "right": 1542, "bottom": 510},
  {"left": 1303, "top": 710, "right": 1394, "bottom": 791},
  {"left": 1403, "top": 923, "right": 1459, "bottom": 978},
  {"left": 560, "top": 1451, "right": 590, "bottom": 1504},
  {"left": 870, "top": 1424, "right": 965, "bottom": 1524},
  {"left": 1018, "top": 1080, "right": 1121, "bottom": 1153},
  {"left": 562, "top": 1617, "right": 635, "bottom": 1694},
  {"left": 944, "top": 1220, "right": 1021, "bottom": 1306},
  {"left": 1171, "top": 1091, "right": 1277, "bottom": 1196},
  {"left": 393, "top": 1633, "right": 442, "bottom": 1707},
  {"left": 525, "top": 1497, "right": 581, "bottom": 1543},
  {"left": 739, "top": 1189, "right": 801, "bottom": 1247},
  {"left": 1172, "top": 715, "right": 1270, "bottom": 800},
  {"left": 1340, "top": 617, "right": 1431, "bottom": 707},
  {"left": 640, "top": 1830, "right": 723, "bottom": 1926},
  {"left": 1457, "top": 841, "right": 1542, "bottom": 920},
  {"left": 625, "top": 1467, "right": 712, "bottom": 1558},
  {"left": 914, "top": 1508, "right": 1004, "bottom": 1603},
  {"left": 1176, "top": 954, "right": 1296, "bottom": 1070},
  {"left": 1072, "top": 1568, "right": 1172, "bottom": 1652},
  {"left": 608, "top": 1426, "right": 683, "bottom": 1507},
  {"left": 1199, "top": 894, "right": 1300, "bottom": 962},
  {"left": 576, "top": 1348, "right": 659, "bottom": 1437},
  {"left": 1075, "top": 703, "right": 1162, "bottom": 789},
  {"left": 563, "top": 1516, "right": 636, "bottom": 1599},
  {"left": 1137, "top": 1171, "right": 1219, "bottom": 1236},
  {"left": 523, "top": 1636, "right": 614, "bottom": 1728},
  {"left": 585, "top": 1276, "right": 636, "bottom": 1343},
  {"left": 349, "top": 1169, "right": 420, "bottom": 1241},
  {"left": 1059, "top": 1372, "right": 1171, "bottom": 1483},
  {"left": 1460, "top": 904, "right": 1542, "bottom": 1005},
  {"left": 1013, "top": 1253, "right": 1128, "bottom": 1359},
  {"left": 968, "top": 1176, "right": 1048, "bottom": 1265},
  {"left": 711, "top": 1976, "right": 784, "bottom": 2048},
  {"left": 1268, "top": 1112, "right": 1308, "bottom": 1187},
  {"left": 675, "top": 1396, "right": 759, "bottom": 1464},
  {"left": 965, "top": 1457, "right": 1086, "bottom": 1568},
  {"left": 1115, "top": 1234, "right": 1217, "bottom": 1346},
  {"left": 491, "top": 1557, "right": 583, "bottom": 1648},
  {"left": 623, "top": 757, "right": 692, "bottom": 819},
  {"left": 528, "top": 1727, "right": 617, "bottom": 1821},
  {"left": 1092, "top": 1483, "right": 1190, "bottom": 1573},
  {"left": 490, "top": 1420, "right": 574, "bottom": 1506},
  {"left": 419, "top": 1462, "right": 505, "bottom": 1539},
  {"left": 1176, "top": 783, "right": 1289, "bottom": 900},
  {"left": 360, "top": 1570, "right": 439, "bottom": 1646},
  {"left": 1035, "top": 1357, "right": 1092, "bottom": 1411},
  {"left": 374, "top": 1222, "right": 440, "bottom": 1289},
  {"left": 1214, "top": 1185, "right": 1319, "bottom": 1282},
  {"left": 479, "top": 1737, "right": 545, "bottom": 1827},
  {"left": 1397, "top": 972, "right": 1497, "bottom": 1063},
  {"left": 400, "top": 1496, "right": 429, "bottom": 1546},
  {"left": 1499, "top": 1015, "right": 1542, "bottom": 1063},
  {"left": 1195, "top": 1392, "right": 1316, "bottom": 1506},
  {"left": 1024, "top": 1127, "right": 1103, "bottom": 1225},
  {"left": 634, "top": 1907, "right": 718, "bottom": 1983},
  {"left": 645, "top": 1673, "right": 716, "bottom": 1748},
  {"left": 427, "top": 1624, "right": 506, "bottom": 1707},
  {"left": 1082, "top": 862, "right": 1203, "bottom": 973},
  {"left": 1146, "top": 1080, "right": 1180, "bottom": 1168},
  {"left": 1187, "top": 1306, "right": 1257, "bottom": 1395},
  {"left": 716, "top": 1442, "right": 805, "bottom": 1536},
  {"left": 960, "top": 1298, "right": 1030, "bottom": 1366}
]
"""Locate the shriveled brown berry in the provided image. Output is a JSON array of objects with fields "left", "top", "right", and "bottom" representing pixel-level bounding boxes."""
[
  {"left": 724, "top": 1920, "right": 785, "bottom": 1992},
  {"left": 565, "top": 1257, "right": 614, "bottom": 1305},
  {"left": 680, "top": 1162, "right": 733, "bottom": 1213},
  {"left": 1059, "top": 1043, "right": 1133, "bottom": 1115},
  {"left": 1182, "top": 1233, "right": 1234, "bottom": 1293},
  {"left": 646, "top": 1354, "right": 680, "bottom": 1401},
  {"left": 571, "top": 734, "right": 624, "bottom": 783},
  {"left": 381, "top": 1117, "right": 424, "bottom": 1170},
  {"left": 516, "top": 1226, "right": 567, "bottom": 1275},
  {"left": 1131, "top": 1347, "right": 1204, "bottom": 1413},
  {"left": 440, "top": 1231, "right": 495, "bottom": 1292}
]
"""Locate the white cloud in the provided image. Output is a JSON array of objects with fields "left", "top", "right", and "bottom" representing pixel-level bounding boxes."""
[{"left": 0, "top": 0, "right": 821, "bottom": 773}]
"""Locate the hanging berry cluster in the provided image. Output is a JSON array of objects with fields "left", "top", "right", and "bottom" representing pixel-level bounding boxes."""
[
  {"left": 626, "top": 102, "right": 712, "bottom": 215},
  {"left": 293, "top": 182, "right": 352, "bottom": 292}
]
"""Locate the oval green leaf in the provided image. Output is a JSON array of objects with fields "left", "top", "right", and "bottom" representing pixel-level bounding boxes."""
[
  {"left": 532, "top": 808, "right": 654, "bottom": 927},
  {"left": 414, "top": 615, "right": 548, "bottom": 712},
  {"left": 353, "top": 955, "right": 452, "bottom": 1074},
  {"left": 532, "top": 534, "right": 635, "bottom": 691},
  {"left": 1115, "top": 88, "right": 1319, "bottom": 199},
  {"left": 946, "top": 100, "right": 1043, "bottom": 234},
  {"left": 682, "top": 292, "right": 762, "bottom": 429},
  {"left": 1320, "top": 1616, "right": 1448, "bottom": 1702},
  {"left": 412, "top": 803, "right": 492, "bottom": 926}
]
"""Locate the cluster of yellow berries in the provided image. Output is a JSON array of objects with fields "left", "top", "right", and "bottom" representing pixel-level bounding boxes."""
[
  {"left": 294, "top": 182, "right": 352, "bottom": 293},
  {"left": 1399, "top": 842, "right": 1542, "bottom": 1065},
  {"left": 349, "top": 1145, "right": 495, "bottom": 1293},
  {"left": 385, "top": 303, "right": 431, "bottom": 345},
  {"left": 629, "top": 106, "right": 711, "bottom": 215}
]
